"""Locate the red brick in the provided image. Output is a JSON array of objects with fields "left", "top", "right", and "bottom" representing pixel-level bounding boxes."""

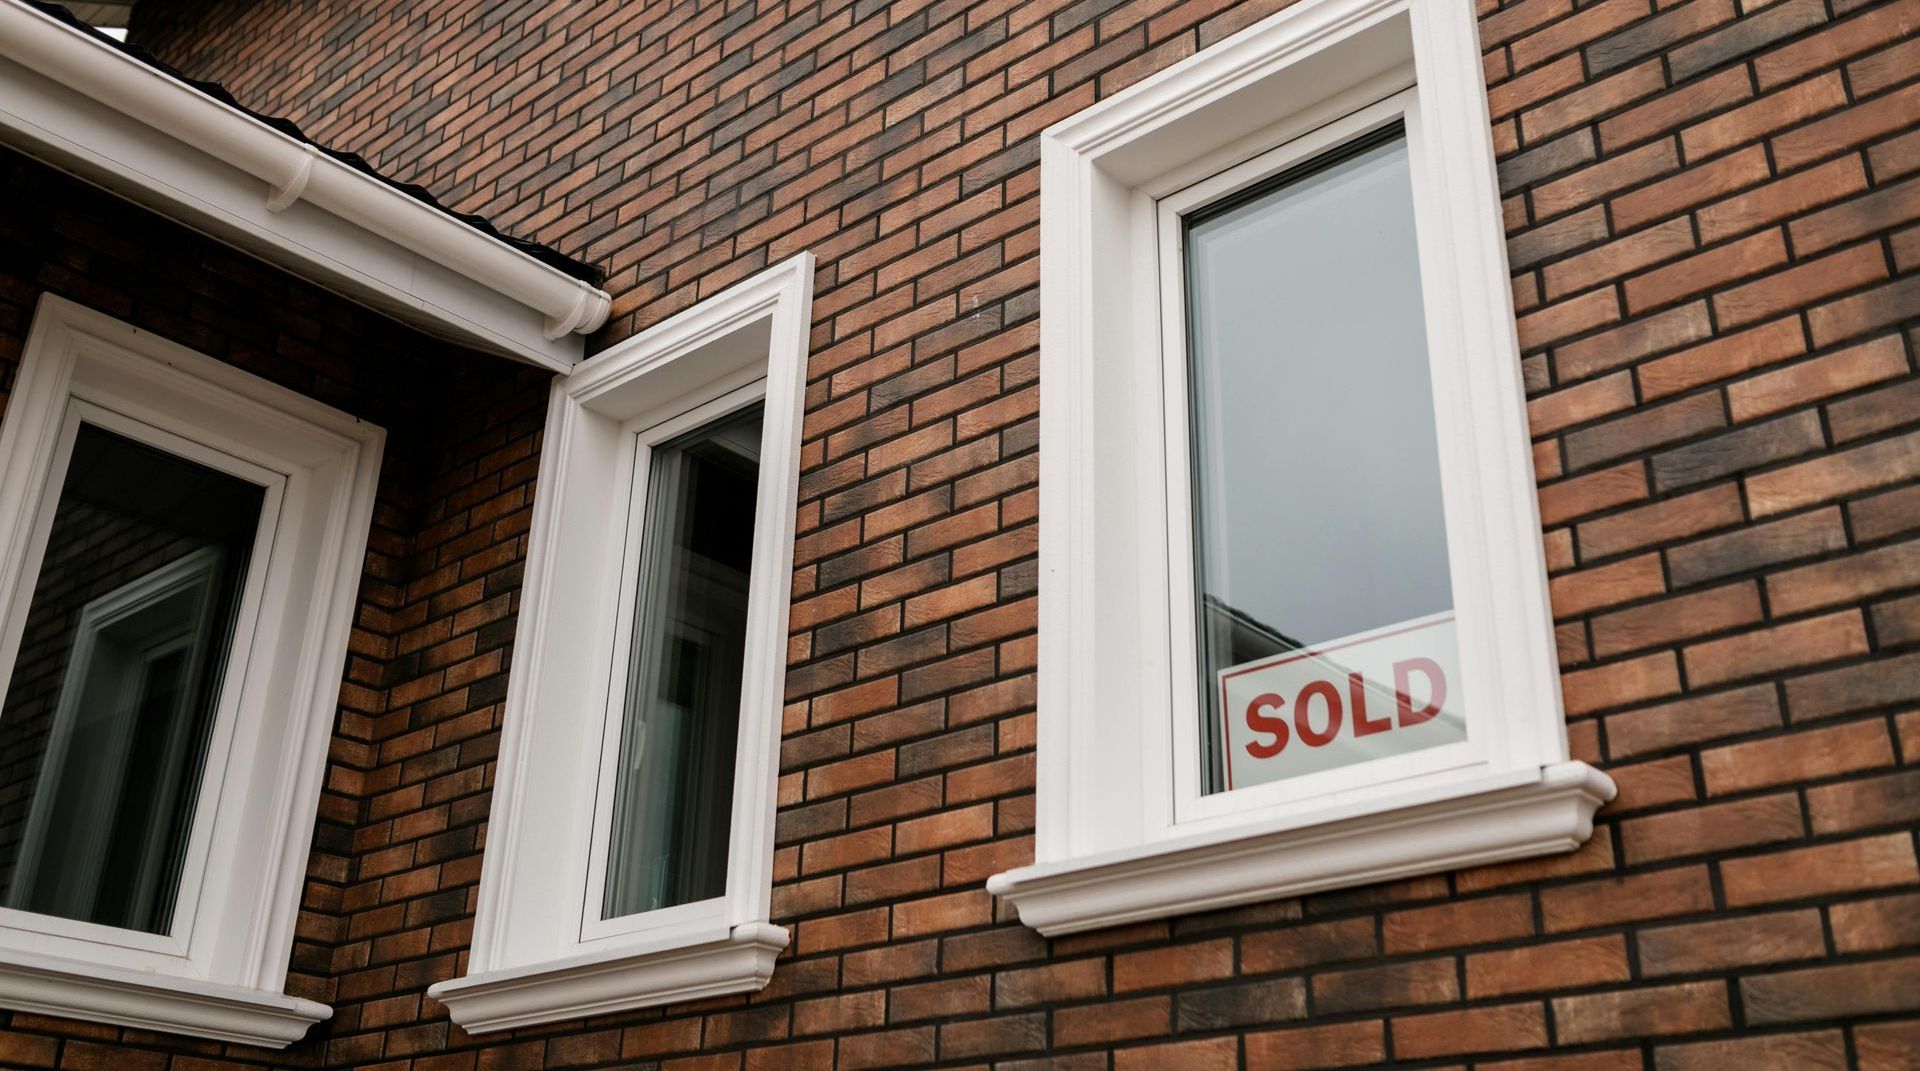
[
  {"left": 1807, "top": 275, "right": 1920, "bottom": 348},
  {"left": 1554, "top": 301, "right": 1714, "bottom": 381},
  {"left": 1713, "top": 242, "right": 1889, "bottom": 330},
  {"left": 1383, "top": 894, "right": 1535, "bottom": 954},
  {"left": 1699, "top": 718, "right": 1895, "bottom": 795},
  {"left": 1806, "top": 767, "right": 1920, "bottom": 834},
  {"left": 1720, "top": 833, "right": 1920, "bottom": 906},
  {"left": 1612, "top": 145, "right": 1771, "bottom": 232},
  {"left": 993, "top": 958, "right": 1107, "bottom": 1008},
  {"left": 1311, "top": 958, "right": 1458, "bottom": 1013},
  {"left": 1767, "top": 539, "right": 1920, "bottom": 616},
  {"left": 1113, "top": 939, "right": 1235, "bottom": 992},
  {"left": 1052, "top": 995, "right": 1170, "bottom": 1047},
  {"left": 1773, "top": 82, "right": 1920, "bottom": 171},
  {"left": 1746, "top": 430, "right": 1920, "bottom": 516},
  {"left": 1560, "top": 651, "right": 1682, "bottom": 715},
  {"left": 1793, "top": 175, "right": 1920, "bottom": 256},
  {"left": 1541, "top": 866, "right": 1715, "bottom": 931},
  {"left": 80, "top": 3, "right": 1920, "bottom": 1069},
  {"left": 1726, "top": 333, "right": 1909, "bottom": 421},
  {"left": 1538, "top": 462, "right": 1651, "bottom": 526},
  {"left": 1600, "top": 66, "right": 1750, "bottom": 152},
  {"left": 1623, "top": 230, "right": 1789, "bottom": 315},
  {"left": 1621, "top": 791, "right": 1805, "bottom": 864},
  {"left": 1550, "top": 553, "right": 1667, "bottom": 618},
  {"left": 1680, "top": 71, "right": 1848, "bottom": 161},
  {"left": 1636, "top": 908, "right": 1828, "bottom": 975},
  {"left": 1832, "top": 891, "right": 1920, "bottom": 953},
  {"left": 1113, "top": 1037, "right": 1237, "bottom": 1071},
  {"left": 1466, "top": 936, "right": 1630, "bottom": 998},
  {"left": 1392, "top": 1002, "right": 1549, "bottom": 1059},
  {"left": 1240, "top": 916, "right": 1378, "bottom": 972},
  {"left": 1528, "top": 371, "right": 1637, "bottom": 435},
  {"left": 1588, "top": 581, "right": 1762, "bottom": 657},
  {"left": 1697, "top": 155, "right": 1868, "bottom": 245},
  {"left": 1554, "top": 981, "right": 1731, "bottom": 1043},
  {"left": 1244, "top": 1020, "right": 1386, "bottom": 1070},
  {"left": 1654, "top": 1031, "right": 1848, "bottom": 1071},
  {"left": 1741, "top": 955, "right": 1920, "bottom": 1024},
  {"left": 1858, "top": 1020, "right": 1920, "bottom": 1071},
  {"left": 1680, "top": 610, "right": 1870, "bottom": 686},
  {"left": 1637, "top": 315, "right": 1807, "bottom": 399}
]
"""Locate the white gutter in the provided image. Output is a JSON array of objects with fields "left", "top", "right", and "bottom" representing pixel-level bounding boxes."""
[{"left": 0, "top": 0, "right": 610, "bottom": 368}]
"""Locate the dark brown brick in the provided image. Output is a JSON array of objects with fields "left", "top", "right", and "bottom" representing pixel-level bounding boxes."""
[{"left": 1741, "top": 955, "right": 1920, "bottom": 1024}]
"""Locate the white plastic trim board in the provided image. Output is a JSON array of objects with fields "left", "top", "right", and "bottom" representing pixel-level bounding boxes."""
[{"left": 0, "top": 0, "right": 609, "bottom": 371}]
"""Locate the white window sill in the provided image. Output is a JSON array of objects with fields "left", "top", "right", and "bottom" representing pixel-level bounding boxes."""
[
  {"left": 0, "top": 947, "right": 330, "bottom": 1047},
  {"left": 428, "top": 922, "right": 788, "bottom": 1033},
  {"left": 987, "top": 761, "right": 1614, "bottom": 936}
]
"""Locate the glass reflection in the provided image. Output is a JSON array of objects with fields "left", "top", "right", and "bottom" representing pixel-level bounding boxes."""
[
  {"left": 604, "top": 404, "right": 763, "bottom": 917},
  {"left": 1183, "top": 129, "right": 1467, "bottom": 794},
  {"left": 0, "top": 424, "right": 263, "bottom": 933}
]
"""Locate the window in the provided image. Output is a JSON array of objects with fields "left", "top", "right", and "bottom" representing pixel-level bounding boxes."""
[
  {"left": 1177, "top": 124, "right": 1468, "bottom": 800},
  {"left": 597, "top": 403, "right": 763, "bottom": 924},
  {"left": 429, "top": 255, "right": 813, "bottom": 1032},
  {"left": 4, "top": 430, "right": 261, "bottom": 936},
  {"left": 0, "top": 296, "right": 383, "bottom": 1044},
  {"left": 987, "top": 0, "right": 1614, "bottom": 935}
]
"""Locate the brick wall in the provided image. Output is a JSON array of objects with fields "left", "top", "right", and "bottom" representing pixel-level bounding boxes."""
[
  {"left": 0, "top": 144, "right": 544, "bottom": 1069},
  {"left": 59, "top": 0, "right": 1920, "bottom": 1065}
]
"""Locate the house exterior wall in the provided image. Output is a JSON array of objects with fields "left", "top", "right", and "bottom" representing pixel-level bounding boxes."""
[
  {"left": 7, "top": 0, "right": 1918, "bottom": 1066},
  {"left": 0, "top": 144, "right": 550, "bottom": 1070}
]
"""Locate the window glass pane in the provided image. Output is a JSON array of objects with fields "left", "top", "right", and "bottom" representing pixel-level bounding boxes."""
[
  {"left": 1184, "top": 130, "right": 1468, "bottom": 795},
  {"left": 0, "top": 423, "right": 263, "bottom": 933},
  {"left": 604, "top": 404, "right": 763, "bottom": 918}
]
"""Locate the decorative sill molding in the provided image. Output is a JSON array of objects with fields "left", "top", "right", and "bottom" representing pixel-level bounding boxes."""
[
  {"left": 0, "top": 948, "right": 330, "bottom": 1047},
  {"left": 988, "top": 762, "right": 1615, "bottom": 936},
  {"left": 428, "top": 922, "right": 790, "bottom": 1034}
]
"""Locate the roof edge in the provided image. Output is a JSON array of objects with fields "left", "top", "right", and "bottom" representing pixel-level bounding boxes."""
[{"left": 0, "top": 0, "right": 611, "bottom": 366}]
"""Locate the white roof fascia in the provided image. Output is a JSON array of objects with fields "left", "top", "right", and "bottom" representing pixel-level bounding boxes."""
[{"left": 0, "top": 1, "right": 611, "bottom": 371}]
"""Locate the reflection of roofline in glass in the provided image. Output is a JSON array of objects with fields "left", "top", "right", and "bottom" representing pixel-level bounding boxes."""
[{"left": 1201, "top": 592, "right": 1303, "bottom": 654}]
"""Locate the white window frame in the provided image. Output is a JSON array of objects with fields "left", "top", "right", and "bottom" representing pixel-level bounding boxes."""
[
  {"left": 428, "top": 254, "right": 813, "bottom": 1033},
  {"left": 986, "top": 0, "right": 1614, "bottom": 936},
  {"left": 0, "top": 294, "right": 384, "bottom": 1044}
]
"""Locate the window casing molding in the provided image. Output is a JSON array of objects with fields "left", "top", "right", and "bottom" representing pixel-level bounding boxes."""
[
  {"left": 986, "top": 0, "right": 1613, "bottom": 935},
  {"left": 428, "top": 254, "right": 814, "bottom": 1033},
  {"left": 0, "top": 294, "right": 384, "bottom": 1044}
]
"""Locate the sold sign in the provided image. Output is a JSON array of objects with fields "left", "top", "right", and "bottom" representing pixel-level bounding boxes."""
[{"left": 1218, "top": 612, "right": 1468, "bottom": 790}]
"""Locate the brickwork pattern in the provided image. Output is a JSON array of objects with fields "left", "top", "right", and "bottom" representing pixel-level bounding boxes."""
[{"left": 24, "top": 0, "right": 1920, "bottom": 1065}]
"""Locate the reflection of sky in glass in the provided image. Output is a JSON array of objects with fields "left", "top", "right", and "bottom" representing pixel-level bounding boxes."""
[
  {"left": 1186, "top": 132, "right": 1455, "bottom": 652},
  {"left": 1186, "top": 130, "right": 1464, "bottom": 793}
]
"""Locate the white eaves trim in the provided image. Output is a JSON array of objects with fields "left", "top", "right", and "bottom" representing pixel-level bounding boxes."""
[{"left": 0, "top": 0, "right": 610, "bottom": 371}]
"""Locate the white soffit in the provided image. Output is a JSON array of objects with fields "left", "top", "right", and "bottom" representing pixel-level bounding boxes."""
[{"left": 0, "top": 0, "right": 610, "bottom": 372}]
